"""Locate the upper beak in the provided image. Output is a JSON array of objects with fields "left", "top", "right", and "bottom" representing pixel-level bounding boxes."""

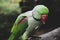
[{"left": 41, "top": 14, "right": 48, "bottom": 24}]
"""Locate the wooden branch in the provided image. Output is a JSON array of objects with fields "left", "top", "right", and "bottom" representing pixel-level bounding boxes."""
[{"left": 29, "top": 27, "right": 60, "bottom": 40}]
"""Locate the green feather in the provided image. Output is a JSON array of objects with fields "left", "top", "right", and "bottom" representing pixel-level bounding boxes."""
[
  {"left": 8, "top": 34, "right": 15, "bottom": 40},
  {"left": 8, "top": 15, "right": 28, "bottom": 40}
]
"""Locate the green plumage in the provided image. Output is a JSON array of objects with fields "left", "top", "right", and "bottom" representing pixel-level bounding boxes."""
[
  {"left": 8, "top": 15, "right": 28, "bottom": 40},
  {"left": 8, "top": 5, "right": 49, "bottom": 40},
  {"left": 8, "top": 34, "right": 15, "bottom": 40}
]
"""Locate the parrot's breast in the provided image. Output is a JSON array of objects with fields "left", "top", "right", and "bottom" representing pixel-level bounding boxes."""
[{"left": 26, "top": 16, "right": 41, "bottom": 32}]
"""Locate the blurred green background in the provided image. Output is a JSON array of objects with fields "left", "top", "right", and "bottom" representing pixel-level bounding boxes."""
[{"left": 0, "top": 0, "right": 21, "bottom": 40}]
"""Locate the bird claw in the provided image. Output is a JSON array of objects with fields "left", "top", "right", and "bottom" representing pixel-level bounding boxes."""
[{"left": 26, "top": 36, "right": 41, "bottom": 40}]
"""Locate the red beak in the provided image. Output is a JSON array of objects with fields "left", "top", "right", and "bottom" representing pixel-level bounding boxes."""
[{"left": 41, "top": 14, "right": 48, "bottom": 24}]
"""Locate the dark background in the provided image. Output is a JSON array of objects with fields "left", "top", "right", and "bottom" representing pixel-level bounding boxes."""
[{"left": 0, "top": 0, "right": 60, "bottom": 40}]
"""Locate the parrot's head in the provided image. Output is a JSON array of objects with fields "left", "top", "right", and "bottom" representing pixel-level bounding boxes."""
[{"left": 32, "top": 5, "right": 49, "bottom": 24}]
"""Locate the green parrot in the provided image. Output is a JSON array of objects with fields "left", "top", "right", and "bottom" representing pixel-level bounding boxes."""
[
  {"left": 0, "top": 0, "right": 21, "bottom": 14},
  {"left": 8, "top": 5, "right": 49, "bottom": 40}
]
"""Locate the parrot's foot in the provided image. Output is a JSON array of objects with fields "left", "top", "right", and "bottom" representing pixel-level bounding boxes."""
[{"left": 26, "top": 36, "right": 41, "bottom": 40}]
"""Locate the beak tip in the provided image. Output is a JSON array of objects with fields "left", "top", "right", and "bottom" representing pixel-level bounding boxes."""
[{"left": 43, "top": 22, "right": 45, "bottom": 24}]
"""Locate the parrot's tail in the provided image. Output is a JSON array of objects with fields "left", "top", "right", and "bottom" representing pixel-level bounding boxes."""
[{"left": 8, "top": 34, "right": 15, "bottom": 40}]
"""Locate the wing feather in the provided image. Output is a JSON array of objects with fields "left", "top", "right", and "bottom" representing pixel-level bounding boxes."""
[{"left": 11, "top": 15, "right": 28, "bottom": 35}]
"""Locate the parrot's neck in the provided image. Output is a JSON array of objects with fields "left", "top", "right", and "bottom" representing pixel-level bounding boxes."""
[
  {"left": 32, "top": 15, "right": 41, "bottom": 21},
  {"left": 32, "top": 13, "right": 41, "bottom": 21}
]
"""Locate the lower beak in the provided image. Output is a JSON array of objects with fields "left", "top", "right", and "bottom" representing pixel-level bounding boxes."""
[{"left": 42, "top": 22, "right": 45, "bottom": 24}]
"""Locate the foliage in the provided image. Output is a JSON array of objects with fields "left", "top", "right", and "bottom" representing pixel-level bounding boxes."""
[{"left": 0, "top": 0, "right": 21, "bottom": 15}]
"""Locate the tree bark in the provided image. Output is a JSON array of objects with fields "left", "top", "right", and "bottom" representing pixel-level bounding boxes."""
[{"left": 29, "top": 27, "right": 60, "bottom": 40}]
